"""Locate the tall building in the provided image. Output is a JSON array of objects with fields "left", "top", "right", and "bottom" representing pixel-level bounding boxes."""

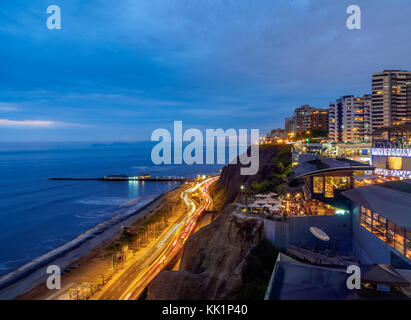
[
  {"left": 293, "top": 105, "right": 312, "bottom": 134},
  {"left": 284, "top": 117, "right": 293, "bottom": 133},
  {"left": 329, "top": 95, "right": 371, "bottom": 142},
  {"left": 371, "top": 70, "right": 411, "bottom": 131},
  {"left": 309, "top": 108, "right": 329, "bottom": 132},
  {"left": 292, "top": 105, "right": 329, "bottom": 134}
]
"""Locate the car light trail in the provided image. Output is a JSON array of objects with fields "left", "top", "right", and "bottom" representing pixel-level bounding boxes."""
[{"left": 119, "top": 176, "right": 218, "bottom": 300}]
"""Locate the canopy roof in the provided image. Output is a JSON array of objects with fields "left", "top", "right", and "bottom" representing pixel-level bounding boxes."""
[
  {"left": 294, "top": 158, "right": 374, "bottom": 179},
  {"left": 353, "top": 174, "right": 379, "bottom": 181},
  {"left": 266, "top": 261, "right": 410, "bottom": 300},
  {"left": 342, "top": 179, "right": 411, "bottom": 230}
]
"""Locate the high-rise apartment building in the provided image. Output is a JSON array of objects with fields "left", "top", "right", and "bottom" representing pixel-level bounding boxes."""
[
  {"left": 292, "top": 105, "right": 329, "bottom": 134},
  {"left": 329, "top": 95, "right": 371, "bottom": 142},
  {"left": 292, "top": 105, "right": 311, "bottom": 134},
  {"left": 284, "top": 117, "right": 294, "bottom": 133},
  {"left": 371, "top": 70, "right": 411, "bottom": 131},
  {"left": 309, "top": 108, "right": 329, "bottom": 132}
]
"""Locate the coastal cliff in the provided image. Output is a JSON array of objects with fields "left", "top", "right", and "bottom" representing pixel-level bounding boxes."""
[{"left": 147, "top": 145, "right": 290, "bottom": 300}]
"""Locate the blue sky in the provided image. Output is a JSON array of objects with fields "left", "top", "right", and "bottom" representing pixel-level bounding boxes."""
[{"left": 0, "top": 0, "right": 410, "bottom": 142}]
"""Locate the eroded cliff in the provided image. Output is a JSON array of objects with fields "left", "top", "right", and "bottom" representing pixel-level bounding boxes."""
[{"left": 146, "top": 145, "right": 289, "bottom": 300}]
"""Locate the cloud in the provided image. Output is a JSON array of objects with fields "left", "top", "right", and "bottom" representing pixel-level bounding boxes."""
[
  {"left": 0, "top": 119, "right": 54, "bottom": 127},
  {"left": 0, "top": 103, "right": 19, "bottom": 111},
  {"left": 0, "top": 119, "right": 91, "bottom": 128},
  {"left": 0, "top": 0, "right": 410, "bottom": 141}
]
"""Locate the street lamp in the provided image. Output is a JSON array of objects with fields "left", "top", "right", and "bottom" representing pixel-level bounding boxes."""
[{"left": 240, "top": 185, "right": 248, "bottom": 208}]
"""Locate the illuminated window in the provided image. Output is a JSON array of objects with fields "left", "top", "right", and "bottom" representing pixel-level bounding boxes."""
[
  {"left": 387, "top": 221, "right": 395, "bottom": 246},
  {"left": 361, "top": 209, "right": 410, "bottom": 259},
  {"left": 325, "top": 177, "right": 351, "bottom": 198},
  {"left": 360, "top": 206, "right": 372, "bottom": 231},
  {"left": 387, "top": 157, "right": 402, "bottom": 170},
  {"left": 313, "top": 177, "right": 324, "bottom": 194},
  {"left": 372, "top": 212, "right": 387, "bottom": 241},
  {"left": 406, "top": 231, "right": 411, "bottom": 260},
  {"left": 394, "top": 225, "right": 405, "bottom": 255}
]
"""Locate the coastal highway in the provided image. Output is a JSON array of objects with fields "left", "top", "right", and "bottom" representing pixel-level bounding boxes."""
[{"left": 93, "top": 176, "right": 218, "bottom": 300}]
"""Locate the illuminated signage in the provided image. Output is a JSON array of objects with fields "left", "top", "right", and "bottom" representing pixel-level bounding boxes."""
[
  {"left": 374, "top": 167, "right": 411, "bottom": 178},
  {"left": 335, "top": 208, "right": 348, "bottom": 216},
  {"left": 371, "top": 148, "right": 411, "bottom": 157}
]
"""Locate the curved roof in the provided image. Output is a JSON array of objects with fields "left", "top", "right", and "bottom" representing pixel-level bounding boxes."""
[
  {"left": 294, "top": 158, "right": 374, "bottom": 179},
  {"left": 342, "top": 179, "right": 411, "bottom": 230}
]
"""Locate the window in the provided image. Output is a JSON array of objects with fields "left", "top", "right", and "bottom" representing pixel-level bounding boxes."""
[
  {"left": 407, "top": 231, "right": 411, "bottom": 260},
  {"left": 387, "top": 221, "right": 395, "bottom": 246},
  {"left": 372, "top": 213, "right": 386, "bottom": 241},
  {"left": 325, "top": 176, "right": 351, "bottom": 198},
  {"left": 359, "top": 206, "right": 410, "bottom": 260},
  {"left": 360, "top": 206, "right": 372, "bottom": 232},
  {"left": 313, "top": 176, "right": 324, "bottom": 194},
  {"left": 394, "top": 225, "right": 405, "bottom": 255}
]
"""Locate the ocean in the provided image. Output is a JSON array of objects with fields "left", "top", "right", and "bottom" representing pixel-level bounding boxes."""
[{"left": 0, "top": 142, "right": 224, "bottom": 277}]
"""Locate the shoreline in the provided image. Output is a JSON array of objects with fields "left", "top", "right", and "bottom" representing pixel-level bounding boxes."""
[{"left": 0, "top": 183, "right": 183, "bottom": 300}]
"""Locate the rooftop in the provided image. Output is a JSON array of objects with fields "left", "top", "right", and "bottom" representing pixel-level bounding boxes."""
[
  {"left": 342, "top": 179, "right": 411, "bottom": 230},
  {"left": 265, "top": 254, "right": 410, "bottom": 300},
  {"left": 294, "top": 157, "right": 374, "bottom": 179}
]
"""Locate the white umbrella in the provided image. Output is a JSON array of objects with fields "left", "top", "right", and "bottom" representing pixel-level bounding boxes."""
[{"left": 265, "top": 199, "right": 281, "bottom": 204}]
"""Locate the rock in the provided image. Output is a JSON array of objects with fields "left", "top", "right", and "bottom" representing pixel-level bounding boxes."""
[
  {"left": 147, "top": 145, "right": 286, "bottom": 300},
  {"left": 147, "top": 206, "right": 265, "bottom": 300}
]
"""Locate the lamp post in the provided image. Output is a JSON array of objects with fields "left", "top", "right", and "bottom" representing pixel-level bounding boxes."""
[{"left": 240, "top": 185, "right": 248, "bottom": 208}]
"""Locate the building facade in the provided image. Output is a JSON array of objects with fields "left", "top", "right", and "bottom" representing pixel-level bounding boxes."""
[
  {"left": 292, "top": 105, "right": 329, "bottom": 134},
  {"left": 329, "top": 95, "right": 371, "bottom": 142},
  {"left": 292, "top": 105, "right": 312, "bottom": 134},
  {"left": 307, "top": 108, "right": 329, "bottom": 133},
  {"left": 284, "top": 117, "right": 293, "bottom": 133},
  {"left": 343, "top": 180, "right": 411, "bottom": 268},
  {"left": 371, "top": 70, "right": 411, "bottom": 132},
  {"left": 371, "top": 124, "right": 411, "bottom": 178}
]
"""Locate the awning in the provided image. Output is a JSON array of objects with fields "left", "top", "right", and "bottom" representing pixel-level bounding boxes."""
[
  {"left": 353, "top": 174, "right": 379, "bottom": 181},
  {"left": 360, "top": 264, "right": 410, "bottom": 287}
]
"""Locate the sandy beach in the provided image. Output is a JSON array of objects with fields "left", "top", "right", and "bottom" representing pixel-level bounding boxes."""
[{"left": 0, "top": 183, "right": 186, "bottom": 300}]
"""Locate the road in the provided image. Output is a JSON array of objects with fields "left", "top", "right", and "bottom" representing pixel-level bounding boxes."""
[{"left": 93, "top": 176, "right": 218, "bottom": 300}]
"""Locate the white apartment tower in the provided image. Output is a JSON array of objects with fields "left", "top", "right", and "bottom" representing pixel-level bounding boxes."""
[
  {"left": 371, "top": 70, "right": 411, "bottom": 131},
  {"left": 329, "top": 95, "right": 371, "bottom": 142}
]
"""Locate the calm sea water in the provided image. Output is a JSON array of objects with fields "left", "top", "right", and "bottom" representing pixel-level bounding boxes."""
[{"left": 0, "top": 142, "right": 223, "bottom": 276}]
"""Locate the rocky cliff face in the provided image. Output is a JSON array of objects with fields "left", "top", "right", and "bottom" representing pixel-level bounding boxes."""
[
  {"left": 217, "top": 144, "right": 290, "bottom": 205},
  {"left": 146, "top": 145, "right": 286, "bottom": 300}
]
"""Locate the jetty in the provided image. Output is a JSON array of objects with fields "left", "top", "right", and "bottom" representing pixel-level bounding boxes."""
[{"left": 49, "top": 174, "right": 191, "bottom": 182}]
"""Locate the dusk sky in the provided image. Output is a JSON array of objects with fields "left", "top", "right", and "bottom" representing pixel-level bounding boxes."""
[{"left": 0, "top": 0, "right": 410, "bottom": 142}]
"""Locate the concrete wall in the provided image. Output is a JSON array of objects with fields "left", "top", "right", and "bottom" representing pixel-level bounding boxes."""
[
  {"left": 264, "top": 205, "right": 411, "bottom": 269},
  {"left": 351, "top": 204, "right": 411, "bottom": 269},
  {"left": 264, "top": 214, "right": 352, "bottom": 252}
]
